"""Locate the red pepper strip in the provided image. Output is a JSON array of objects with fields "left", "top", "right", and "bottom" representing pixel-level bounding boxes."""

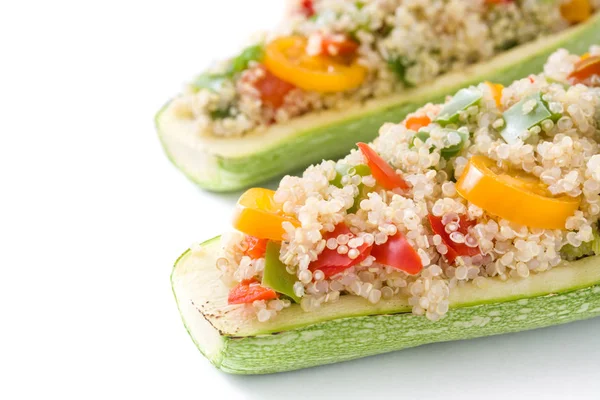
[
  {"left": 428, "top": 214, "right": 480, "bottom": 264},
  {"left": 300, "top": 0, "right": 315, "bottom": 17},
  {"left": 243, "top": 235, "right": 269, "bottom": 259},
  {"left": 228, "top": 279, "right": 278, "bottom": 305},
  {"left": 309, "top": 224, "right": 372, "bottom": 278},
  {"left": 370, "top": 232, "right": 423, "bottom": 275},
  {"left": 357, "top": 142, "right": 409, "bottom": 191},
  {"left": 321, "top": 34, "right": 359, "bottom": 56}
]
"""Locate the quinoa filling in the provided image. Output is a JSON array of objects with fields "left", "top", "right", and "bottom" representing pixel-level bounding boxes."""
[
  {"left": 170, "top": 0, "right": 595, "bottom": 138},
  {"left": 198, "top": 47, "right": 600, "bottom": 322}
]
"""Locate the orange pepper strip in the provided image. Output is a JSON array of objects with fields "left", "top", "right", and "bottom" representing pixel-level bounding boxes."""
[
  {"left": 233, "top": 188, "right": 300, "bottom": 241},
  {"left": 456, "top": 156, "right": 580, "bottom": 230},
  {"left": 405, "top": 115, "right": 431, "bottom": 131},
  {"left": 485, "top": 81, "right": 504, "bottom": 109}
]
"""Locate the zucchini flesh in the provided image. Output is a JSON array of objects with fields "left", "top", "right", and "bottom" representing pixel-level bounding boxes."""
[
  {"left": 172, "top": 237, "right": 600, "bottom": 374},
  {"left": 157, "top": 13, "right": 600, "bottom": 192}
]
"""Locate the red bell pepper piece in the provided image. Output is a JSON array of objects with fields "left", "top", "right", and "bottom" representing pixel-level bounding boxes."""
[
  {"left": 428, "top": 214, "right": 480, "bottom": 264},
  {"left": 243, "top": 235, "right": 269, "bottom": 259},
  {"left": 371, "top": 232, "right": 423, "bottom": 275},
  {"left": 309, "top": 224, "right": 372, "bottom": 278},
  {"left": 228, "top": 279, "right": 278, "bottom": 304},
  {"left": 357, "top": 142, "right": 409, "bottom": 191}
]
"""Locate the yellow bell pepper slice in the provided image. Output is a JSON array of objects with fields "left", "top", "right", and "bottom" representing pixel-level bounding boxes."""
[
  {"left": 456, "top": 156, "right": 580, "bottom": 230},
  {"left": 264, "top": 36, "right": 367, "bottom": 93},
  {"left": 233, "top": 188, "right": 300, "bottom": 241},
  {"left": 485, "top": 81, "right": 503, "bottom": 109},
  {"left": 560, "top": 0, "right": 591, "bottom": 23}
]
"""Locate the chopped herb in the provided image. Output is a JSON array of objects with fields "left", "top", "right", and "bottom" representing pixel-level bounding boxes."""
[
  {"left": 210, "top": 108, "right": 231, "bottom": 119},
  {"left": 190, "top": 73, "right": 227, "bottom": 93},
  {"left": 497, "top": 39, "right": 518, "bottom": 51},
  {"left": 387, "top": 56, "right": 414, "bottom": 87}
]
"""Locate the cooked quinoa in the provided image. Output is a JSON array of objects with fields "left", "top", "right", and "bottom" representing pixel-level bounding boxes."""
[
  {"left": 206, "top": 46, "right": 600, "bottom": 322},
  {"left": 169, "top": 0, "right": 592, "bottom": 138}
]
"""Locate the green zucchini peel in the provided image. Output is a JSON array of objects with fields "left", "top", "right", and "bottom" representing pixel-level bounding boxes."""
[
  {"left": 156, "top": 14, "right": 600, "bottom": 192},
  {"left": 172, "top": 237, "right": 600, "bottom": 374}
]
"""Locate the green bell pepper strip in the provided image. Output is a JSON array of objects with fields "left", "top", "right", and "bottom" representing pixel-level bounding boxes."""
[
  {"left": 435, "top": 88, "right": 483, "bottom": 125},
  {"left": 262, "top": 241, "right": 301, "bottom": 303},
  {"left": 500, "top": 92, "right": 556, "bottom": 144},
  {"left": 408, "top": 131, "right": 431, "bottom": 148},
  {"left": 409, "top": 130, "right": 468, "bottom": 160},
  {"left": 440, "top": 130, "right": 469, "bottom": 159},
  {"left": 330, "top": 164, "right": 372, "bottom": 214},
  {"left": 330, "top": 163, "right": 370, "bottom": 189}
]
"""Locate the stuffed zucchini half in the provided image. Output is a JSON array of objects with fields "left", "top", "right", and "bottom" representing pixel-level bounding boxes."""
[
  {"left": 157, "top": 0, "right": 600, "bottom": 191},
  {"left": 172, "top": 47, "right": 600, "bottom": 374}
]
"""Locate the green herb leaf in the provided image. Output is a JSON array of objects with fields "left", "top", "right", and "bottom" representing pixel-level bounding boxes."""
[{"left": 190, "top": 73, "right": 227, "bottom": 92}]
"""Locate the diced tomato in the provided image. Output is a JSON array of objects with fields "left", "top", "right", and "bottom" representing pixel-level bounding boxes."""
[
  {"left": 428, "top": 214, "right": 480, "bottom": 264},
  {"left": 243, "top": 236, "right": 268, "bottom": 259},
  {"left": 485, "top": 0, "right": 513, "bottom": 4},
  {"left": 321, "top": 34, "right": 359, "bottom": 57},
  {"left": 568, "top": 55, "right": 600, "bottom": 85},
  {"left": 254, "top": 66, "right": 296, "bottom": 109},
  {"left": 405, "top": 115, "right": 431, "bottom": 131},
  {"left": 357, "top": 142, "right": 410, "bottom": 191},
  {"left": 371, "top": 232, "right": 423, "bottom": 275},
  {"left": 309, "top": 224, "right": 372, "bottom": 278},
  {"left": 228, "top": 279, "right": 278, "bottom": 305},
  {"left": 300, "top": 0, "right": 315, "bottom": 17}
]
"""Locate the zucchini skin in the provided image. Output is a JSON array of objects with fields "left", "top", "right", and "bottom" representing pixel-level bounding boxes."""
[
  {"left": 157, "top": 14, "right": 600, "bottom": 192},
  {"left": 217, "top": 285, "right": 600, "bottom": 374},
  {"left": 172, "top": 240, "right": 600, "bottom": 374}
]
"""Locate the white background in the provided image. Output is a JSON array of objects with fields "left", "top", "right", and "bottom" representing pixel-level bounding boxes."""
[{"left": 2, "top": 1, "right": 600, "bottom": 399}]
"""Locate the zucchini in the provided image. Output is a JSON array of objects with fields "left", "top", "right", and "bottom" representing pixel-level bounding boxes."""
[
  {"left": 157, "top": 13, "right": 600, "bottom": 192},
  {"left": 172, "top": 237, "right": 600, "bottom": 374}
]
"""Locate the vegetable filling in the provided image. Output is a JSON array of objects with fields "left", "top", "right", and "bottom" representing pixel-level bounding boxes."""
[
  {"left": 200, "top": 46, "right": 600, "bottom": 323},
  {"left": 170, "top": 0, "right": 595, "bottom": 138}
]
